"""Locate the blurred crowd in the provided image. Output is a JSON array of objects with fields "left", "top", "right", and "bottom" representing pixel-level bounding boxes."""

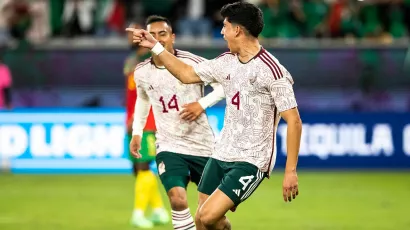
[
  {"left": 259, "top": 0, "right": 410, "bottom": 40},
  {"left": 0, "top": 0, "right": 409, "bottom": 46}
]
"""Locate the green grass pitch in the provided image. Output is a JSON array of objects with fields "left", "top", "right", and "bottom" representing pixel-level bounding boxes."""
[{"left": 1, "top": 171, "right": 409, "bottom": 230}]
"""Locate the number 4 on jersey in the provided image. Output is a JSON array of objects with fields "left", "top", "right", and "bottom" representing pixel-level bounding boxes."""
[{"left": 231, "top": 91, "right": 240, "bottom": 110}]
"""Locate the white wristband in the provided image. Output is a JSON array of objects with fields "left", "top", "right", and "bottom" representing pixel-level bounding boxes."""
[{"left": 151, "top": 42, "right": 165, "bottom": 56}]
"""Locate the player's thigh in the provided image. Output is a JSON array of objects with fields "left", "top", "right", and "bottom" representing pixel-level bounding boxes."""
[
  {"left": 197, "top": 158, "right": 225, "bottom": 196},
  {"left": 136, "top": 131, "right": 157, "bottom": 163},
  {"left": 185, "top": 155, "right": 210, "bottom": 186},
  {"left": 156, "top": 151, "right": 190, "bottom": 192},
  {"left": 219, "top": 162, "right": 266, "bottom": 206}
]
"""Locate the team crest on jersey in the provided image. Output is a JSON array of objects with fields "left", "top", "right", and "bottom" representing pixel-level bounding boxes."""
[{"left": 158, "top": 161, "right": 166, "bottom": 175}]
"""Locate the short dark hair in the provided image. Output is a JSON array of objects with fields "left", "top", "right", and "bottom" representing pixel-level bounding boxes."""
[
  {"left": 220, "top": 2, "right": 263, "bottom": 38},
  {"left": 145, "top": 15, "right": 173, "bottom": 32}
]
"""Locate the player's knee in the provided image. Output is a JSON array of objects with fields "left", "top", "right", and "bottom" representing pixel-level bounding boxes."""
[
  {"left": 194, "top": 209, "right": 202, "bottom": 226},
  {"left": 168, "top": 193, "right": 188, "bottom": 211},
  {"left": 194, "top": 215, "right": 201, "bottom": 226},
  {"left": 222, "top": 217, "right": 232, "bottom": 230},
  {"left": 198, "top": 208, "right": 216, "bottom": 228}
]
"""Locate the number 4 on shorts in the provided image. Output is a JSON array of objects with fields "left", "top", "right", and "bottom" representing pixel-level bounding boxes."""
[{"left": 239, "top": 175, "right": 254, "bottom": 190}]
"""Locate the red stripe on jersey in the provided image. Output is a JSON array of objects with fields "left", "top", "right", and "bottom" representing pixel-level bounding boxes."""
[
  {"left": 177, "top": 51, "right": 204, "bottom": 62},
  {"left": 135, "top": 59, "right": 151, "bottom": 71},
  {"left": 215, "top": 51, "right": 234, "bottom": 59},
  {"left": 177, "top": 54, "right": 202, "bottom": 63},
  {"left": 259, "top": 51, "right": 283, "bottom": 80},
  {"left": 267, "top": 107, "right": 278, "bottom": 179},
  {"left": 259, "top": 55, "right": 278, "bottom": 80},
  {"left": 260, "top": 53, "right": 282, "bottom": 80},
  {"left": 176, "top": 50, "right": 205, "bottom": 63}
]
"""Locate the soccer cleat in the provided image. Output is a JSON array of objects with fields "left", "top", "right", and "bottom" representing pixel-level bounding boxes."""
[
  {"left": 130, "top": 214, "right": 154, "bottom": 228},
  {"left": 150, "top": 208, "right": 170, "bottom": 225}
]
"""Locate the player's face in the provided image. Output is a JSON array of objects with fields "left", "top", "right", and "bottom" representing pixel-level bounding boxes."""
[
  {"left": 147, "top": 21, "right": 175, "bottom": 53},
  {"left": 221, "top": 18, "right": 239, "bottom": 53}
]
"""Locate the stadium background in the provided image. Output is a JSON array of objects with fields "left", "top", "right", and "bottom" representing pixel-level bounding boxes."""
[{"left": 0, "top": 0, "right": 409, "bottom": 229}]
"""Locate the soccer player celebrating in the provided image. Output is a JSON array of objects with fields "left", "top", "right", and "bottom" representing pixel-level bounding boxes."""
[
  {"left": 124, "top": 23, "right": 169, "bottom": 229},
  {"left": 129, "top": 16, "right": 225, "bottom": 230},
  {"left": 127, "top": 2, "right": 303, "bottom": 230}
]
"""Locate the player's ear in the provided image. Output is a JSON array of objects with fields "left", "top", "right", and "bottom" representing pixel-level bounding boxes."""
[
  {"left": 235, "top": 25, "right": 241, "bottom": 37},
  {"left": 172, "top": 33, "right": 176, "bottom": 44}
]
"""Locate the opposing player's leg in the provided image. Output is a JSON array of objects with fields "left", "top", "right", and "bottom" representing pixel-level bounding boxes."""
[
  {"left": 147, "top": 160, "right": 169, "bottom": 225},
  {"left": 196, "top": 158, "right": 231, "bottom": 230},
  {"left": 130, "top": 132, "right": 168, "bottom": 228},
  {"left": 156, "top": 151, "right": 195, "bottom": 230},
  {"left": 131, "top": 163, "right": 154, "bottom": 228}
]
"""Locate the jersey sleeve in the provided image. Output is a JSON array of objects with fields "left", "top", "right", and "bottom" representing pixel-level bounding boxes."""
[
  {"left": 132, "top": 69, "right": 151, "bottom": 136},
  {"left": 193, "top": 58, "right": 219, "bottom": 85},
  {"left": 268, "top": 77, "right": 298, "bottom": 113},
  {"left": 132, "top": 85, "right": 151, "bottom": 137},
  {"left": 133, "top": 66, "right": 149, "bottom": 101},
  {"left": 193, "top": 52, "right": 233, "bottom": 85}
]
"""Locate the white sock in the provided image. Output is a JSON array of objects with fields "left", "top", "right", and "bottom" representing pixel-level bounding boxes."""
[
  {"left": 153, "top": 207, "right": 165, "bottom": 214},
  {"left": 132, "top": 209, "right": 144, "bottom": 218},
  {"left": 171, "top": 208, "right": 195, "bottom": 230}
]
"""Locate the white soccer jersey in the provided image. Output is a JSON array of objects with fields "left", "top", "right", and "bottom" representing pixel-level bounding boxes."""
[
  {"left": 134, "top": 50, "right": 215, "bottom": 157},
  {"left": 194, "top": 48, "right": 298, "bottom": 173}
]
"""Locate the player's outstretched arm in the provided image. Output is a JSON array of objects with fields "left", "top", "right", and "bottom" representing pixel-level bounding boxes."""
[
  {"left": 126, "top": 28, "right": 202, "bottom": 84},
  {"left": 280, "top": 108, "right": 302, "bottom": 202}
]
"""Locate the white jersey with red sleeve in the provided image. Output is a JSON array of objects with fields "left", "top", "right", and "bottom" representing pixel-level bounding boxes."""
[{"left": 194, "top": 48, "right": 298, "bottom": 173}]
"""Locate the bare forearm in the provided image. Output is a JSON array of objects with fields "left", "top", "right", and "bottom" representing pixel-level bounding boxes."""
[
  {"left": 285, "top": 119, "right": 302, "bottom": 172},
  {"left": 156, "top": 50, "right": 201, "bottom": 84}
]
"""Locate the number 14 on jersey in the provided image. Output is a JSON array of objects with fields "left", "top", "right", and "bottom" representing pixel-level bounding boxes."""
[{"left": 159, "top": 95, "right": 179, "bottom": 113}]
